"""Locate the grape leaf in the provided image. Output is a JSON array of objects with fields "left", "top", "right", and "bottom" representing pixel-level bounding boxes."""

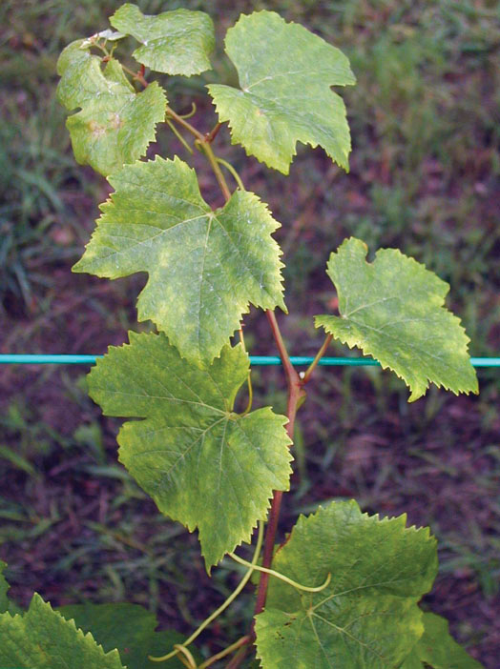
[
  {"left": 255, "top": 500, "right": 438, "bottom": 669},
  {"left": 88, "top": 332, "right": 292, "bottom": 569},
  {"left": 0, "top": 561, "right": 8, "bottom": 614},
  {"left": 110, "top": 3, "right": 215, "bottom": 76},
  {"left": 0, "top": 562, "right": 22, "bottom": 616},
  {"left": 401, "top": 612, "right": 484, "bottom": 669},
  {"left": 59, "top": 602, "right": 201, "bottom": 669},
  {"left": 57, "top": 40, "right": 166, "bottom": 176},
  {"left": 207, "top": 10, "right": 355, "bottom": 174},
  {"left": 315, "top": 238, "right": 478, "bottom": 402},
  {"left": 0, "top": 594, "right": 124, "bottom": 668},
  {"left": 73, "top": 156, "right": 286, "bottom": 367}
]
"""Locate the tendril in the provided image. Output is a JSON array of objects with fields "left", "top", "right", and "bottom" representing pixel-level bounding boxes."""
[
  {"left": 215, "top": 158, "right": 246, "bottom": 191},
  {"left": 229, "top": 553, "right": 331, "bottom": 593},
  {"left": 166, "top": 119, "right": 193, "bottom": 155},
  {"left": 174, "top": 645, "right": 197, "bottom": 668},
  {"left": 178, "top": 102, "right": 197, "bottom": 119},
  {"left": 148, "top": 522, "right": 264, "bottom": 663}
]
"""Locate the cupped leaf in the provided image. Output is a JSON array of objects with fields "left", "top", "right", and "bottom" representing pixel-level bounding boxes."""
[
  {"left": 57, "top": 40, "right": 166, "bottom": 176},
  {"left": 207, "top": 10, "right": 355, "bottom": 174},
  {"left": 0, "top": 594, "right": 124, "bottom": 668},
  {"left": 315, "top": 238, "right": 478, "bottom": 402},
  {"left": 59, "top": 602, "right": 200, "bottom": 669},
  {"left": 401, "top": 612, "right": 484, "bottom": 669},
  {"left": 110, "top": 3, "right": 215, "bottom": 76},
  {"left": 88, "top": 332, "right": 292, "bottom": 569},
  {"left": 255, "top": 500, "right": 438, "bottom": 669},
  {"left": 73, "top": 156, "right": 286, "bottom": 367}
]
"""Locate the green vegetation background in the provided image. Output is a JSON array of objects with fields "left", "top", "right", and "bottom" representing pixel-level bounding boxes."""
[{"left": 0, "top": 0, "right": 499, "bottom": 666}]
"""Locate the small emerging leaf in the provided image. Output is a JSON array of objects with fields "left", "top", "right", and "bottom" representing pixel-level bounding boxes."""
[
  {"left": 0, "top": 594, "right": 124, "bottom": 668},
  {"left": 59, "top": 602, "right": 199, "bottom": 669},
  {"left": 255, "top": 500, "right": 438, "bottom": 669},
  {"left": 73, "top": 156, "right": 286, "bottom": 367},
  {"left": 57, "top": 40, "right": 166, "bottom": 176},
  {"left": 315, "top": 238, "right": 478, "bottom": 401},
  {"left": 401, "top": 612, "right": 484, "bottom": 669},
  {"left": 208, "top": 11, "right": 355, "bottom": 174},
  {"left": 110, "top": 3, "right": 215, "bottom": 76},
  {"left": 88, "top": 333, "right": 292, "bottom": 569}
]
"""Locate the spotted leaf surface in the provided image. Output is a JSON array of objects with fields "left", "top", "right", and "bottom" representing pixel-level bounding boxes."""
[
  {"left": 315, "top": 238, "right": 478, "bottom": 401},
  {"left": 208, "top": 11, "right": 355, "bottom": 174},
  {"left": 88, "top": 333, "right": 292, "bottom": 569},
  {"left": 57, "top": 40, "right": 166, "bottom": 176},
  {"left": 59, "top": 603, "right": 200, "bottom": 669},
  {"left": 74, "top": 157, "right": 285, "bottom": 367},
  {"left": 0, "top": 595, "right": 124, "bottom": 668},
  {"left": 401, "top": 613, "right": 484, "bottom": 669},
  {"left": 110, "top": 3, "right": 215, "bottom": 76},
  {"left": 255, "top": 500, "right": 438, "bottom": 669}
]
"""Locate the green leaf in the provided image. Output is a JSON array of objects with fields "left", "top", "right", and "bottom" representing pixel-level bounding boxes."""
[
  {"left": 401, "top": 612, "right": 484, "bottom": 669},
  {"left": 0, "top": 562, "right": 22, "bottom": 616},
  {"left": 59, "top": 602, "right": 200, "bottom": 669},
  {"left": 0, "top": 594, "right": 124, "bottom": 668},
  {"left": 0, "top": 561, "right": 9, "bottom": 614},
  {"left": 315, "top": 238, "right": 478, "bottom": 402},
  {"left": 110, "top": 4, "right": 215, "bottom": 76},
  {"left": 207, "top": 11, "right": 355, "bottom": 174},
  {"left": 88, "top": 332, "right": 292, "bottom": 569},
  {"left": 73, "top": 156, "right": 285, "bottom": 367},
  {"left": 255, "top": 500, "right": 438, "bottom": 669},
  {"left": 57, "top": 40, "right": 166, "bottom": 176}
]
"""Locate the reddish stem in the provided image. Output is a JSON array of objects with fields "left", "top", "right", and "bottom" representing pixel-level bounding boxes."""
[
  {"left": 205, "top": 122, "right": 223, "bottom": 143},
  {"left": 253, "top": 312, "right": 306, "bottom": 619}
]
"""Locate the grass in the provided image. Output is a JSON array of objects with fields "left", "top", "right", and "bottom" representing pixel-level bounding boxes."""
[{"left": 0, "top": 0, "right": 499, "bottom": 665}]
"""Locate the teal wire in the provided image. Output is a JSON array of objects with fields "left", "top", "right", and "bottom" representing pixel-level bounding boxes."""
[{"left": 0, "top": 354, "right": 498, "bottom": 367}]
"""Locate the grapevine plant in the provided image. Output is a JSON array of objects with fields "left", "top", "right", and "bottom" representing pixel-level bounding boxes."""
[{"left": 0, "top": 6, "right": 485, "bottom": 669}]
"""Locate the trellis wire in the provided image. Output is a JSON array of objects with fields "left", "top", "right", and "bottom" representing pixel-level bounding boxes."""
[{"left": 0, "top": 354, "right": 498, "bottom": 367}]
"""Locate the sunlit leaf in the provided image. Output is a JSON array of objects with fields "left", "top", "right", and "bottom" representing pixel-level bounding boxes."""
[
  {"left": 110, "top": 3, "right": 215, "bottom": 76},
  {"left": 256, "top": 500, "right": 438, "bottom": 668},
  {"left": 57, "top": 40, "right": 166, "bottom": 176},
  {"left": 208, "top": 11, "right": 355, "bottom": 174},
  {"left": 315, "top": 238, "right": 478, "bottom": 401},
  {"left": 73, "top": 156, "right": 285, "bottom": 366},
  {"left": 88, "top": 333, "right": 292, "bottom": 569}
]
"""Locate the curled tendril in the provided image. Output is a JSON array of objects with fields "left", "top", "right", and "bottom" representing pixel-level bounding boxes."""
[
  {"left": 178, "top": 102, "right": 197, "bottom": 119},
  {"left": 148, "top": 522, "right": 264, "bottom": 663},
  {"left": 229, "top": 552, "right": 331, "bottom": 593},
  {"left": 174, "top": 644, "right": 197, "bottom": 668}
]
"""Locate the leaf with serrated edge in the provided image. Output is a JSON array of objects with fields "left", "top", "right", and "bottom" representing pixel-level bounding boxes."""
[
  {"left": 315, "top": 238, "right": 478, "bottom": 402},
  {"left": 0, "top": 561, "right": 9, "bottom": 614},
  {"left": 88, "top": 333, "right": 292, "bottom": 569},
  {"left": 401, "top": 612, "right": 484, "bottom": 669},
  {"left": 59, "top": 603, "right": 200, "bottom": 669},
  {"left": 110, "top": 3, "right": 215, "bottom": 76},
  {"left": 73, "top": 156, "right": 286, "bottom": 367},
  {"left": 57, "top": 40, "right": 166, "bottom": 176},
  {"left": 255, "top": 500, "right": 438, "bottom": 669},
  {"left": 207, "top": 11, "right": 355, "bottom": 174},
  {"left": 0, "top": 562, "right": 21, "bottom": 616},
  {"left": 0, "top": 594, "right": 124, "bottom": 668}
]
